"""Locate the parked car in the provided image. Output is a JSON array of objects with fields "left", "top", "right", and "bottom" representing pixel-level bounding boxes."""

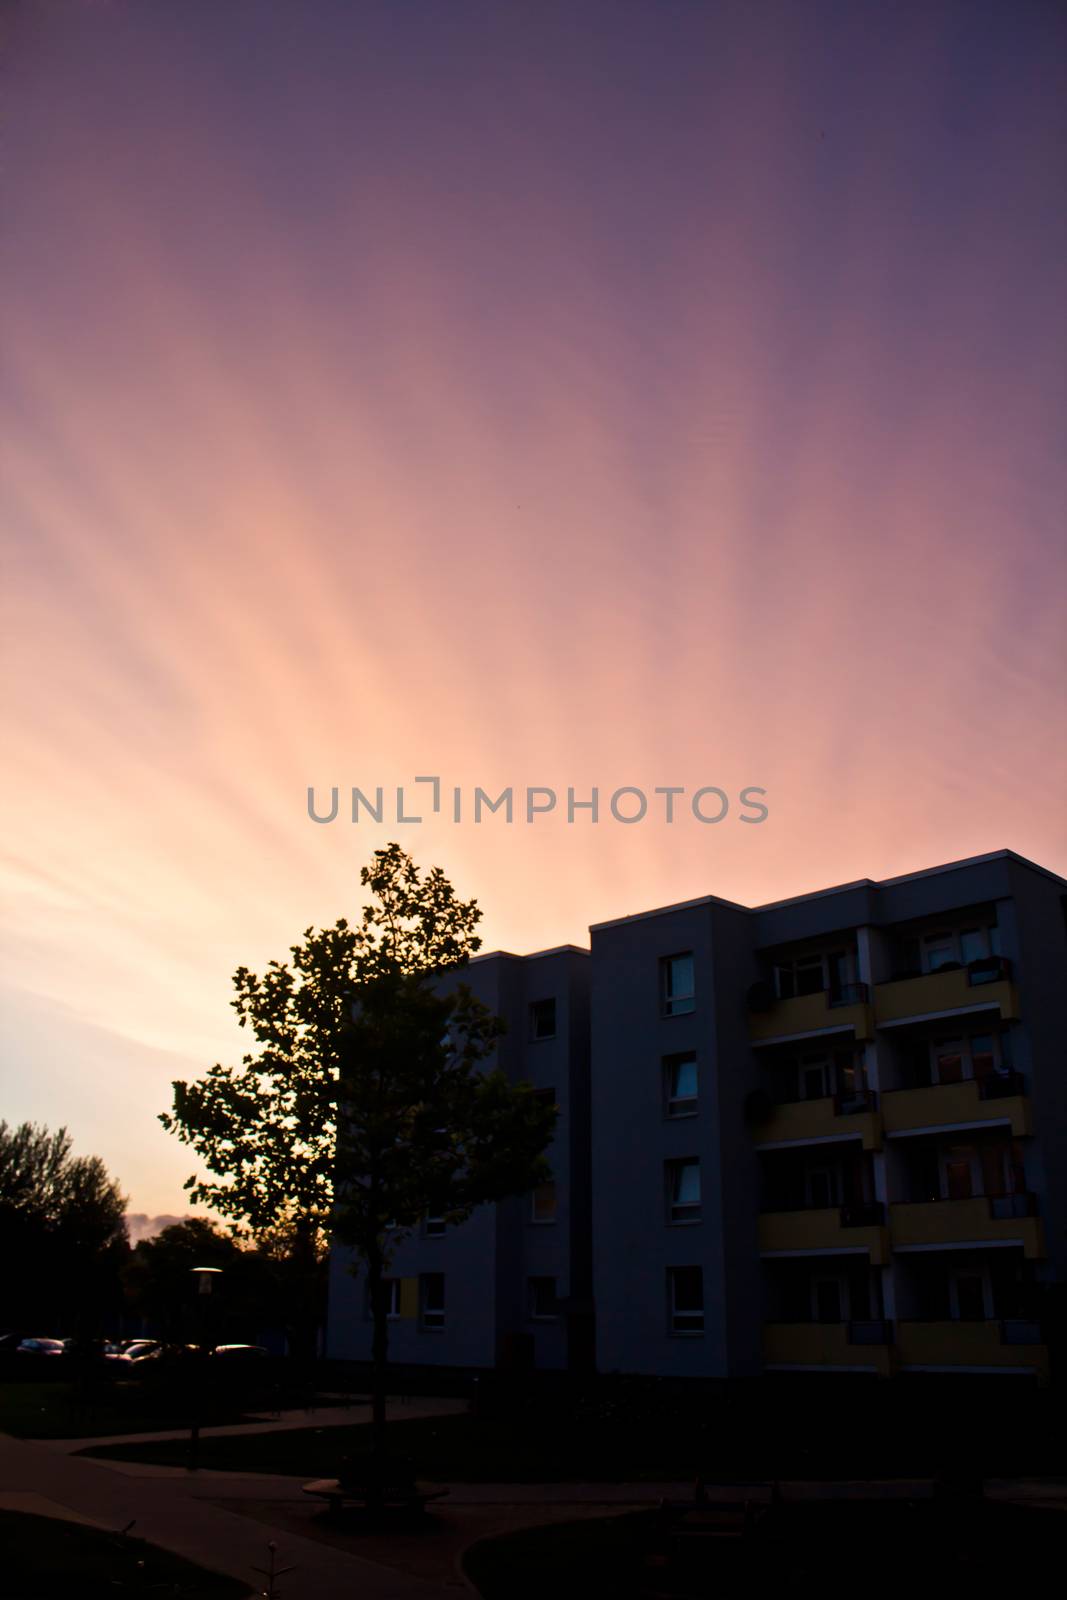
[
  {"left": 15, "top": 1338, "right": 66, "bottom": 1357},
  {"left": 105, "top": 1340, "right": 163, "bottom": 1365},
  {"left": 210, "top": 1344, "right": 268, "bottom": 1358}
]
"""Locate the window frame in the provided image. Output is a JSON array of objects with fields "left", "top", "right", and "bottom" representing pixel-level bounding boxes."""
[
  {"left": 527, "top": 1276, "right": 559, "bottom": 1322},
  {"left": 664, "top": 1051, "right": 698, "bottom": 1118},
  {"left": 668, "top": 1266, "right": 705, "bottom": 1336},
  {"left": 666, "top": 1157, "right": 702, "bottom": 1225},
  {"left": 529, "top": 997, "right": 557, "bottom": 1042},
  {"left": 660, "top": 952, "right": 696, "bottom": 1017},
  {"left": 420, "top": 1272, "right": 446, "bottom": 1330}
]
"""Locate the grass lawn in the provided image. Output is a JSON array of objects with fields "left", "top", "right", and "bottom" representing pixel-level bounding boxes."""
[
  {"left": 77, "top": 1383, "right": 1065, "bottom": 1481},
  {"left": 464, "top": 1501, "right": 1063, "bottom": 1599},
  {"left": 0, "top": 1381, "right": 253, "bottom": 1440},
  {"left": 0, "top": 1509, "right": 252, "bottom": 1599}
]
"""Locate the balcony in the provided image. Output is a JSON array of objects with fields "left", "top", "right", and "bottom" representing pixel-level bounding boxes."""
[
  {"left": 883, "top": 1076, "right": 1031, "bottom": 1139},
  {"left": 759, "top": 1204, "right": 889, "bottom": 1264},
  {"left": 764, "top": 1321, "right": 894, "bottom": 1377},
  {"left": 751, "top": 1091, "right": 882, "bottom": 1151},
  {"left": 748, "top": 982, "right": 874, "bottom": 1047},
  {"left": 890, "top": 1195, "right": 1045, "bottom": 1258},
  {"left": 874, "top": 960, "right": 1019, "bottom": 1029},
  {"left": 896, "top": 1320, "right": 1048, "bottom": 1381}
]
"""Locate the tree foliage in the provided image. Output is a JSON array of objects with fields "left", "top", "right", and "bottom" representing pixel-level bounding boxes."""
[
  {"left": 161, "top": 844, "right": 558, "bottom": 1459},
  {"left": 0, "top": 1121, "right": 128, "bottom": 1334}
]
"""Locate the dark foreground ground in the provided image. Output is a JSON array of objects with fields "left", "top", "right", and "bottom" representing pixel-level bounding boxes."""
[
  {"left": 79, "top": 1373, "right": 1065, "bottom": 1483},
  {"left": 464, "top": 1498, "right": 1063, "bottom": 1599},
  {"left": 0, "top": 1510, "right": 252, "bottom": 1600}
]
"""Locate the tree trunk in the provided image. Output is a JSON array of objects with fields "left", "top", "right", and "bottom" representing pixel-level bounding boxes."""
[{"left": 367, "top": 1247, "right": 389, "bottom": 1479}]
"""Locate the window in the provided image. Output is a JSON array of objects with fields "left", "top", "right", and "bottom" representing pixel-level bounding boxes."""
[
  {"left": 531, "top": 1180, "right": 557, "bottom": 1223},
  {"left": 528, "top": 1277, "right": 558, "bottom": 1321},
  {"left": 529, "top": 998, "right": 557, "bottom": 1041},
  {"left": 775, "top": 954, "right": 826, "bottom": 1000},
  {"left": 668, "top": 1266, "right": 704, "bottom": 1334},
  {"left": 661, "top": 953, "right": 695, "bottom": 1016},
  {"left": 929, "top": 1032, "right": 1007, "bottom": 1087},
  {"left": 664, "top": 1052, "right": 698, "bottom": 1117},
  {"left": 666, "top": 1159, "right": 701, "bottom": 1224},
  {"left": 950, "top": 1266, "right": 991, "bottom": 1322},
  {"left": 959, "top": 927, "right": 990, "bottom": 965},
  {"left": 421, "top": 1273, "right": 445, "bottom": 1329},
  {"left": 424, "top": 1215, "right": 446, "bottom": 1237},
  {"left": 812, "top": 1275, "right": 847, "bottom": 1323},
  {"left": 799, "top": 1052, "right": 830, "bottom": 1101},
  {"left": 921, "top": 932, "right": 957, "bottom": 973},
  {"left": 805, "top": 1165, "right": 836, "bottom": 1209},
  {"left": 931, "top": 1037, "right": 964, "bottom": 1085}
]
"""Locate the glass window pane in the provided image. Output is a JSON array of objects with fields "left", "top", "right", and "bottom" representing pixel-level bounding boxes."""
[
  {"left": 959, "top": 928, "right": 988, "bottom": 964},
  {"left": 675, "top": 1162, "right": 700, "bottom": 1204},
  {"left": 672, "top": 1057, "right": 698, "bottom": 1099}
]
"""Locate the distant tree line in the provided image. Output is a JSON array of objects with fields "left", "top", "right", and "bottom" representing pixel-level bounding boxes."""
[{"left": 0, "top": 1122, "right": 325, "bottom": 1347}]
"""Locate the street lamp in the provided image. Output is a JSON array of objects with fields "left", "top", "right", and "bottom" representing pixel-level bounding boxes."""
[{"left": 187, "top": 1267, "right": 223, "bottom": 1470}]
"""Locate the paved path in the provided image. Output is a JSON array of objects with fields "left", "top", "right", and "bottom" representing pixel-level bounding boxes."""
[
  {"left": 44, "top": 1395, "right": 468, "bottom": 1453},
  {"left": 0, "top": 1431, "right": 448, "bottom": 1597}
]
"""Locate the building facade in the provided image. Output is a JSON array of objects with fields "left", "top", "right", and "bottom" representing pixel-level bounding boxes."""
[
  {"left": 327, "top": 851, "right": 1065, "bottom": 1382},
  {"left": 326, "top": 944, "right": 592, "bottom": 1372}
]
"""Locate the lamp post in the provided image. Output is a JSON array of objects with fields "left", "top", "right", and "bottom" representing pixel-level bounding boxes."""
[{"left": 188, "top": 1267, "right": 223, "bottom": 1471}]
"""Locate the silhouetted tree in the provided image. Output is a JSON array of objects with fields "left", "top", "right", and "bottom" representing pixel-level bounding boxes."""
[
  {"left": 162, "top": 844, "right": 557, "bottom": 1478},
  {"left": 0, "top": 1121, "right": 128, "bottom": 1335}
]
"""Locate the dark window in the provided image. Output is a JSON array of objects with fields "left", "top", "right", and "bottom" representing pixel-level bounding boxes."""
[
  {"left": 664, "top": 1052, "right": 698, "bottom": 1116},
  {"left": 529, "top": 998, "right": 557, "bottom": 1040},
  {"left": 669, "top": 1266, "right": 704, "bottom": 1334},
  {"left": 666, "top": 1158, "right": 701, "bottom": 1224},
  {"left": 424, "top": 1215, "right": 445, "bottom": 1237},
  {"left": 421, "top": 1273, "right": 445, "bottom": 1329},
  {"left": 661, "top": 953, "right": 695, "bottom": 1015},
  {"left": 528, "top": 1277, "right": 558, "bottom": 1320}
]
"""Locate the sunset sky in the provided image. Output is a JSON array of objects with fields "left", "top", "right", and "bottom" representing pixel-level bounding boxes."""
[{"left": 2, "top": 0, "right": 1065, "bottom": 1217}]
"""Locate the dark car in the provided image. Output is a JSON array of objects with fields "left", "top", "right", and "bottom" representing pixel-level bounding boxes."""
[{"left": 15, "top": 1338, "right": 66, "bottom": 1357}]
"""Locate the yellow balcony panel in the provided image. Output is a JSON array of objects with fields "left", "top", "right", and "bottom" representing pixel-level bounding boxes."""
[
  {"left": 764, "top": 1322, "right": 893, "bottom": 1377},
  {"left": 896, "top": 1321, "right": 1048, "bottom": 1381},
  {"left": 890, "top": 1198, "right": 1045, "bottom": 1258},
  {"left": 883, "top": 1081, "right": 1032, "bottom": 1139},
  {"left": 752, "top": 1097, "right": 883, "bottom": 1151},
  {"left": 874, "top": 969, "right": 1018, "bottom": 1029},
  {"left": 759, "top": 1208, "right": 889, "bottom": 1264},
  {"left": 748, "top": 991, "right": 874, "bottom": 1046}
]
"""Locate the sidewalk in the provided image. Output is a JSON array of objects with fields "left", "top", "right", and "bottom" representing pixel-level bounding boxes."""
[
  {"left": 44, "top": 1394, "right": 468, "bottom": 1454},
  {"left": 0, "top": 1432, "right": 449, "bottom": 1598}
]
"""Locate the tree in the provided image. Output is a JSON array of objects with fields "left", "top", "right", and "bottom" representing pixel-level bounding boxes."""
[
  {"left": 162, "top": 844, "right": 557, "bottom": 1475},
  {"left": 122, "top": 1218, "right": 286, "bottom": 1346},
  {"left": 0, "top": 1121, "right": 128, "bottom": 1335}
]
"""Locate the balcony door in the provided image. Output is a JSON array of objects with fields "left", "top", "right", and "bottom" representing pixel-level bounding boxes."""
[
  {"left": 949, "top": 1265, "right": 993, "bottom": 1322},
  {"left": 811, "top": 1273, "right": 849, "bottom": 1324}
]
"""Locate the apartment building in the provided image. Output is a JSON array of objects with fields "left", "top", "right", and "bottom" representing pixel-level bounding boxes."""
[
  {"left": 591, "top": 849, "right": 1065, "bottom": 1382},
  {"left": 326, "top": 944, "right": 592, "bottom": 1372},
  {"left": 326, "top": 850, "right": 1065, "bottom": 1382}
]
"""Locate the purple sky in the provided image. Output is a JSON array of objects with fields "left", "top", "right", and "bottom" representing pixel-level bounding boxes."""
[{"left": 2, "top": 0, "right": 1065, "bottom": 1213}]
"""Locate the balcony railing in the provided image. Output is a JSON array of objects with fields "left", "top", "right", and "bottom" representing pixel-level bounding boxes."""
[
  {"left": 980, "top": 1070, "right": 1026, "bottom": 1101},
  {"left": 1001, "top": 1318, "right": 1043, "bottom": 1346},
  {"left": 895, "top": 1319, "right": 1048, "bottom": 1379},
  {"left": 841, "top": 1201, "right": 886, "bottom": 1228},
  {"left": 875, "top": 963, "right": 1020, "bottom": 1028},
  {"left": 882, "top": 1076, "right": 1031, "bottom": 1138},
  {"left": 849, "top": 1319, "right": 893, "bottom": 1345},
  {"left": 748, "top": 984, "right": 874, "bottom": 1045},
  {"left": 890, "top": 1195, "right": 1045, "bottom": 1257}
]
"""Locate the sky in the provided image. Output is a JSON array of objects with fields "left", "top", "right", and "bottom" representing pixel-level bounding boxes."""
[{"left": 2, "top": 0, "right": 1065, "bottom": 1217}]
